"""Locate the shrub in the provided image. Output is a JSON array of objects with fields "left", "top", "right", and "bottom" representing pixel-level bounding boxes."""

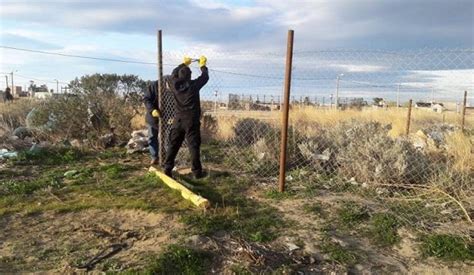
[
  {"left": 233, "top": 118, "right": 273, "bottom": 146},
  {"left": 300, "top": 121, "right": 430, "bottom": 184},
  {"left": 201, "top": 114, "right": 218, "bottom": 143}
]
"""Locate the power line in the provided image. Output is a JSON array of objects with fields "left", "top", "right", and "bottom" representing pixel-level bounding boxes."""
[
  {"left": 0, "top": 45, "right": 287, "bottom": 79},
  {"left": 0, "top": 45, "right": 158, "bottom": 65},
  {"left": 15, "top": 73, "right": 69, "bottom": 85}
]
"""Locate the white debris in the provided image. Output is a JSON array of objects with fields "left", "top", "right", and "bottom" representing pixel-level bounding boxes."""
[
  {"left": 0, "top": 148, "right": 18, "bottom": 159},
  {"left": 126, "top": 129, "right": 149, "bottom": 154}
]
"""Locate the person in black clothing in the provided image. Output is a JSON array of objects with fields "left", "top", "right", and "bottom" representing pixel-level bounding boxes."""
[
  {"left": 4, "top": 87, "right": 13, "bottom": 102},
  {"left": 143, "top": 78, "right": 175, "bottom": 165},
  {"left": 164, "top": 56, "right": 209, "bottom": 178}
]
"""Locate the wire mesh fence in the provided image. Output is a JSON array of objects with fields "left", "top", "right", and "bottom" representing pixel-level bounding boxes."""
[{"left": 160, "top": 47, "right": 473, "bottom": 236}]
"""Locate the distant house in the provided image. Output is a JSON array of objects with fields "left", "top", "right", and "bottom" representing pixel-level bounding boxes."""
[
  {"left": 415, "top": 102, "right": 446, "bottom": 113},
  {"left": 415, "top": 102, "right": 432, "bottom": 109},
  {"left": 431, "top": 103, "right": 446, "bottom": 113}
]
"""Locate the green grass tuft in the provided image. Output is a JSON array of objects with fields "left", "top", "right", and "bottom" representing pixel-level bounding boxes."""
[
  {"left": 264, "top": 188, "right": 294, "bottom": 200},
  {"left": 420, "top": 234, "right": 474, "bottom": 261},
  {"left": 369, "top": 213, "right": 400, "bottom": 247},
  {"left": 320, "top": 238, "right": 358, "bottom": 265},
  {"left": 144, "top": 245, "right": 211, "bottom": 275},
  {"left": 338, "top": 202, "right": 369, "bottom": 227},
  {"left": 302, "top": 202, "right": 326, "bottom": 217},
  {"left": 15, "top": 147, "right": 85, "bottom": 165}
]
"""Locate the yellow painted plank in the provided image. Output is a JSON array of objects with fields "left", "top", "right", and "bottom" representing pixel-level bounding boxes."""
[{"left": 149, "top": 166, "right": 210, "bottom": 209}]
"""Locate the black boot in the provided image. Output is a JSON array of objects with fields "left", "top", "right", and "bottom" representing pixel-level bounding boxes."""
[
  {"left": 164, "top": 169, "right": 173, "bottom": 178},
  {"left": 193, "top": 170, "right": 207, "bottom": 179}
]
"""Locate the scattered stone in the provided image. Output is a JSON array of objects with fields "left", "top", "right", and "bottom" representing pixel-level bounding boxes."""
[
  {"left": 64, "top": 170, "right": 79, "bottom": 178},
  {"left": 70, "top": 139, "right": 82, "bottom": 148},
  {"left": 286, "top": 242, "right": 300, "bottom": 252},
  {"left": 99, "top": 133, "right": 116, "bottom": 148},
  {"left": 354, "top": 264, "right": 365, "bottom": 271},
  {"left": 349, "top": 177, "right": 358, "bottom": 185},
  {"left": 330, "top": 236, "right": 349, "bottom": 247},
  {"left": 13, "top": 126, "right": 32, "bottom": 139}
]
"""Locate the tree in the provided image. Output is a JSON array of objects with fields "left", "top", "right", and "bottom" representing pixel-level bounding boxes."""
[{"left": 373, "top": 97, "right": 384, "bottom": 106}]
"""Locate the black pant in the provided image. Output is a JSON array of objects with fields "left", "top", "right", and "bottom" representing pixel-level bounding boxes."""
[{"left": 164, "top": 117, "right": 202, "bottom": 174}]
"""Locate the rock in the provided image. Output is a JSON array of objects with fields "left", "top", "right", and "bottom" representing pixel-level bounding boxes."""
[
  {"left": 287, "top": 242, "right": 300, "bottom": 252},
  {"left": 354, "top": 264, "right": 364, "bottom": 271},
  {"left": 70, "top": 139, "right": 82, "bottom": 148},
  {"left": 13, "top": 127, "right": 32, "bottom": 139},
  {"left": 29, "top": 143, "right": 41, "bottom": 153},
  {"left": 99, "top": 133, "right": 116, "bottom": 148},
  {"left": 304, "top": 242, "right": 320, "bottom": 255},
  {"left": 330, "top": 236, "right": 349, "bottom": 247},
  {"left": 349, "top": 177, "right": 358, "bottom": 185},
  {"left": 8, "top": 135, "right": 19, "bottom": 141},
  {"left": 64, "top": 170, "right": 79, "bottom": 178}
]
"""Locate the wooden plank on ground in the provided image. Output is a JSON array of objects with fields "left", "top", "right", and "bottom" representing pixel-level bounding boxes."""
[{"left": 148, "top": 166, "right": 210, "bottom": 209}]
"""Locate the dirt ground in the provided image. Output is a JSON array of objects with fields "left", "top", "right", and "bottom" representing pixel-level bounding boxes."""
[{"left": 0, "top": 147, "right": 472, "bottom": 273}]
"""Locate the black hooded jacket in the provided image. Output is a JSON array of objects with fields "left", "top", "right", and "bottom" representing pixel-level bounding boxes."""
[{"left": 170, "top": 64, "right": 209, "bottom": 119}]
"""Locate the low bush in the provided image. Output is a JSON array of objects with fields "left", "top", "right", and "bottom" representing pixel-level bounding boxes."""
[{"left": 297, "top": 121, "right": 430, "bottom": 184}]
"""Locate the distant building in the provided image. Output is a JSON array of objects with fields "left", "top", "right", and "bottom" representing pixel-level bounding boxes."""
[
  {"left": 13, "top": 86, "right": 24, "bottom": 97},
  {"left": 431, "top": 103, "right": 446, "bottom": 113},
  {"left": 415, "top": 102, "right": 446, "bottom": 113},
  {"left": 415, "top": 102, "right": 432, "bottom": 108}
]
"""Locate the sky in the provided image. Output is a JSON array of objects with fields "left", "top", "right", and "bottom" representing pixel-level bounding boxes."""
[{"left": 0, "top": 0, "right": 473, "bottom": 103}]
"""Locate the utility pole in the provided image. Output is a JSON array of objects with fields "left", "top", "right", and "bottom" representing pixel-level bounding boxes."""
[
  {"left": 214, "top": 90, "right": 218, "bottom": 112},
  {"left": 10, "top": 71, "right": 14, "bottom": 96},
  {"left": 4, "top": 75, "right": 8, "bottom": 89},
  {"left": 335, "top": 73, "right": 344, "bottom": 109},
  {"left": 54, "top": 79, "right": 59, "bottom": 94},
  {"left": 397, "top": 83, "right": 400, "bottom": 108}
]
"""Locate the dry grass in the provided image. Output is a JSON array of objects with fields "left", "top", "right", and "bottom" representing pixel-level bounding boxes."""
[
  {"left": 0, "top": 99, "right": 40, "bottom": 135},
  {"left": 445, "top": 131, "right": 473, "bottom": 173},
  {"left": 289, "top": 107, "right": 472, "bottom": 137},
  {"left": 211, "top": 106, "right": 473, "bottom": 140}
]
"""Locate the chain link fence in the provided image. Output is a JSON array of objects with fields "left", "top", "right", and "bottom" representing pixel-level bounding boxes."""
[{"left": 160, "top": 47, "right": 473, "bottom": 235}]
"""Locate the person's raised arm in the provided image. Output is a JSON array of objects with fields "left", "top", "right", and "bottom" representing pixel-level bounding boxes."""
[{"left": 194, "top": 56, "right": 209, "bottom": 90}]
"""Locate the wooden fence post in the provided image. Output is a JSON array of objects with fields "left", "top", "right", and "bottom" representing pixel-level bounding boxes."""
[{"left": 278, "top": 30, "right": 294, "bottom": 193}]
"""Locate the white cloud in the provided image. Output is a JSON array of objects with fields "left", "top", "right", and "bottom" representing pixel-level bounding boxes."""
[{"left": 332, "top": 64, "right": 386, "bottom": 73}]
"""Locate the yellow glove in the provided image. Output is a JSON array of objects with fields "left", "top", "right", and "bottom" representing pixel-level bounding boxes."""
[
  {"left": 199, "top": 55, "right": 207, "bottom": 67},
  {"left": 152, "top": 109, "right": 160, "bottom": 118},
  {"left": 183, "top": 56, "right": 192, "bottom": 66}
]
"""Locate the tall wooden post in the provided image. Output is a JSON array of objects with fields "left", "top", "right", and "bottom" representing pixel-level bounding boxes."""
[
  {"left": 406, "top": 99, "right": 413, "bottom": 136},
  {"left": 278, "top": 30, "right": 294, "bottom": 193},
  {"left": 461, "top": 91, "right": 467, "bottom": 132},
  {"left": 157, "top": 30, "right": 165, "bottom": 165}
]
